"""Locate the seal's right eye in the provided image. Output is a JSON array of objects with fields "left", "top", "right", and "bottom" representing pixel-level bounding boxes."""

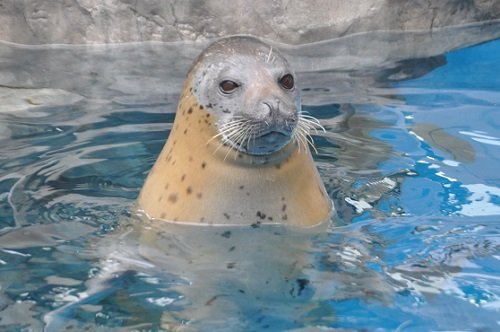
[
  {"left": 279, "top": 74, "right": 294, "bottom": 90},
  {"left": 219, "top": 80, "right": 239, "bottom": 94}
]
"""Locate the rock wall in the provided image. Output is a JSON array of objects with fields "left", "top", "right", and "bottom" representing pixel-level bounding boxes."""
[{"left": 0, "top": 0, "right": 499, "bottom": 45}]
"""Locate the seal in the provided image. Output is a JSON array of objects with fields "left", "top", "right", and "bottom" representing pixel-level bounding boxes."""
[{"left": 138, "top": 36, "right": 333, "bottom": 227}]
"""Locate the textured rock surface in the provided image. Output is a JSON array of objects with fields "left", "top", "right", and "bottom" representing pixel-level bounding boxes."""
[
  {"left": 1, "top": 21, "right": 499, "bottom": 110},
  {"left": 0, "top": 0, "right": 499, "bottom": 44}
]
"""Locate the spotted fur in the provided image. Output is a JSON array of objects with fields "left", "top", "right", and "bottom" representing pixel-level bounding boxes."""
[{"left": 138, "top": 36, "right": 333, "bottom": 227}]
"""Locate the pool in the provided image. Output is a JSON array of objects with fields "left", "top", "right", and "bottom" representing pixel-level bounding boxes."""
[{"left": 0, "top": 32, "right": 499, "bottom": 331}]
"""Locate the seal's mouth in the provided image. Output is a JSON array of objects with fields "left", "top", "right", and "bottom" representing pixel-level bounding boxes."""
[
  {"left": 213, "top": 117, "right": 297, "bottom": 156},
  {"left": 245, "top": 130, "right": 292, "bottom": 155},
  {"left": 257, "top": 130, "right": 290, "bottom": 142}
]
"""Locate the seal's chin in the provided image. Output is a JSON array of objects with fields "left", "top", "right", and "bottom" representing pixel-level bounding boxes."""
[{"left": 241, "top": 131, "right": 293, "bottom": 156}]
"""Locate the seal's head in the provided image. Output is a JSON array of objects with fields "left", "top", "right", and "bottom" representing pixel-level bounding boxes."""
[{"left": 190, "top": 36, "right": 301, "bottom": 155}]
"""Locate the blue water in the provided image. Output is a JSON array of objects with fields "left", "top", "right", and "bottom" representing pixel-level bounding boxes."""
[{"left": 0, "top": 38, "right": 499, "bottom": 331}]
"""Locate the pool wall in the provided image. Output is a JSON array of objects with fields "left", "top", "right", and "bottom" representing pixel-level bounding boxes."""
[{"left": 0, "top": 0, "right": 499, "bottom": 45}]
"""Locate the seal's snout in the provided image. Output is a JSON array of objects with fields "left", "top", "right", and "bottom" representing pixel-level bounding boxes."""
[{"left": 261, "top": 98, "right": 298, "bottom": 133}]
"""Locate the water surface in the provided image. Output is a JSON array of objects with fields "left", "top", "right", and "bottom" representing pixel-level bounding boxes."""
[{"left": 0, "top": 30, "right": 499, "bottom": 331}]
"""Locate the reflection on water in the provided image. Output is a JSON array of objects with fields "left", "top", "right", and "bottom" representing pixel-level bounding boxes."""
[{"left": 0, "top": 27, "right": 499, "bottom": 331}]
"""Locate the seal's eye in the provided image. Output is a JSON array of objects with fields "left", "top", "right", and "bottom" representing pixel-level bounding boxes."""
[
  {"left": 279, "top": 74, "right": 294, "bottom": 90},
  {"left": 219, "top": 80, "right": 239, "bottom": 94}
]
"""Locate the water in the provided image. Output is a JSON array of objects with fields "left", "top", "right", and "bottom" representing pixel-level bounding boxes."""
[{"left": 0, "top": 30, "right": 499, "bottom": 331}]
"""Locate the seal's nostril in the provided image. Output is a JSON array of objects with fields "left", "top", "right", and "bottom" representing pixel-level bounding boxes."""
[
  {"left": 263, "top": 102, "right": 274, "bottom": 119},
  {"left": 263, "top": 100, "right": 282, "bottom": 120}
]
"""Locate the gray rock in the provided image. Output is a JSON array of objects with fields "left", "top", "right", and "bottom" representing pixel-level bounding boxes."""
[
  {"left": 1, "top": 20, "right": 499, "bottom": 109},
  {"left": 0, "top": 0, "right": 499, "bottom": 45}
]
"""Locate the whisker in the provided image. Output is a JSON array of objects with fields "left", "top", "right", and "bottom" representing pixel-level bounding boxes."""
[
  {"left": 236, "top": 126, "right": 254, "bottom": 155},
  {"left": 293, "top": 113, "right": 325, "bottom": 154},
  {"left": 207, "top": 118, "right": 261, "bottom": 157},
  {"left": 207, "top": 119, "right": 252, "bottom": 144},
  {"left": 294, "top": 129, "right": 309, "bottom": 153},
  {"left": 298, "top": 115, "right": 326, "bottom": 133},
  {"left": 266, "top": 46, "right": 273, "bottom": 63}
]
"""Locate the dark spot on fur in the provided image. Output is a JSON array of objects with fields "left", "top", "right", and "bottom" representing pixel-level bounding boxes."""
[
  {"left": 222, "top": 109, "right": 231, "bottom": 114},
  {"left": 229, "top": 246, "right": 236, "bottom": 252},
  {"left": 275, "top": 164, "right": 281, "bottom": 169},
  {"left": 206, "top": 103, "right": 213, "bottom": 108},
  {"left": 282, "top": 204, "right": 287, "bottom": 212},
  {"left": 201, "top": 162, "right": 207, "bottom": 169},
  {"left": 282, "top": 214, "right": 288, "bottom": 221},
  {"left": 223, "top": 212, "right": 230, "bottom": 220},
  {"left": 188, "top": 107, "right": 193, "bottom": 114},
  {"left": 238, "top": 289, "right": 245, "bottom": 294},
  {"left": 221, "top": 230, "right": 231, "bottom": 238},
  {"left": 268, "top": 216, "right": 274, "bottom": 221},
  {"left": 238, "top": 153, "right": 243, "bottom": 158},
  {"left": 184, "top": 129, "right": 188, "bottom": 134},
  {"left": 200, "top": 217, "right": 205, "bottom": 222},
  {"left": 197, "top": 192, "right": 203, "bottom": 199},
  {"left": 227, "top": 262, "right": 236, "bottom": 269},
  {"left": 164, "top": 183, "right": 169, "bottom": 190},
  {"left": 199, "top": 105, "right": 204, "bottom": 110},
  {"left": 168, "top": 193, "right": 178, "bottom": 203},
  {"left": 158, "top": 195, "right": 163, "bottom": 202},
  {"left": 206, "top": 113, "right": 210, "bottom": 118},
  {"left": 186, "top": 186, "right": 192, "bottom": 195},
  {"left": 256, "top": 211, "right": 266, "bottom": 220},
  {"left": 239, "top": 185, "right": 244, "bottom": 190},
  {"left": 181, "top": 174, "right": 186, "bottom": 181}
]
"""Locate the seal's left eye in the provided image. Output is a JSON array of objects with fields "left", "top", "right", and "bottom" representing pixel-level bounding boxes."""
[
  {"left": 220, "top": 80, "right": 239, "bottom": 93},
  {"left": 279, "top": 74, "right": 294, "bottom": 90}
]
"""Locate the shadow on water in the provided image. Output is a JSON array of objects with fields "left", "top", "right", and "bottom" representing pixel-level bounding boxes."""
[{"left": 0, "top": 23, "right": 499, "bottom": 331}]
